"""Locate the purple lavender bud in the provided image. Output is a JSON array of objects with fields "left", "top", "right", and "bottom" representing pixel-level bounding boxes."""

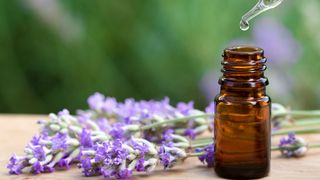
[
  {"left": 32, "top": 145, "right": 46, "bottom": 161},
  {"left": 58, "top": 109, "right": 70, "bottom": 116},
  {"left": 115, "top": 169, "right": 133, "bottom": 180},
  {"left": 279, "top": 133, "right": 296, "bottom": 146},
  {"left": 101, "top": 97, "right": 117, "bottom": 114},
  {"left": 177, "top": 101, "right": 194, "bottom": 115},
  {"left": 51, "top": 133, "right": 67, "bottom": 151},
  {"left": 100, "top": 167, "right": 113, "bottom": 179},
  {"left": 159, "top": 146, "right": 172, "bottom": 169},
  {"left": 87, "top": 92, "right": 105, "bottom": 110},
  {"left": 94, "top": 143, "right": 108, "bottom": 162},
  {"left": 7, "top": 154, "right": 26, "bottom": 175},
  {"left": 106, "top": 140, "right": 129, "bottom": 166},
  {"left": 57, "top": 158, "right": 71, "bottom": 169},
  {"left": 109, "top": 123, "right": 125, "bottom": 139},
  {"left": 135, "top": 158, "right": 145, "bottom": 172},
  {"left": 80, "top": 157, "right": 100, "bottom": 177},
  {"left": 130, "top": 140, "right": 149, "bottom": 156},
  {"left": 30, "top": 135, "right": 42, "bottom": 146},
  {"left": 159, "top": 145, "right": 187, "bottom": 169},
  {"left": 278, "top": 133, "right": 308, "bottom": 158},
  {"left": 76, "top": 111, "right": 91, "bottom": 124},
  {"left": 183, "top": 128, "right": 196, "bottom": 140},
  {"left": 161, "top": 129, "right": 174, "bottom": 142},
  {"left": 32, "top": 161, "right": 44, "bottom": 174},
  {"left": 96, "top": 117, "right": 111, "bottom": 132},
  {"left": 195, "top": 143, "right": 214, "bottom": 167},
  {"left": 80, "top": 129, "right": 93, "bottom": 148},
  {"left": 205, "top": 102, "right": 215, "bottom": 114}
]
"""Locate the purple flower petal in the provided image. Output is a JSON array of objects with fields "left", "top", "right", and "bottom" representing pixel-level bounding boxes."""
[
  {"left": 88, "top": 93, "right": 105, "bottom": 110},
  {"left": 80, "top": 157, "right": 100, "bottom": 176},
  {"left": 195, "top": 143, "right": 214, "bottom": 167},
  {"left": 109, "top": 123, "right": 125, "bottom": 139},
  {"left": 135, "top": 158, "right": 145, "bottom": 172},
  {"left": 177, "top": 101, "right": 194, "bottom": 115},
  {"left": 205, "top": 102, "right": 215, "bottom": 114},
  {"left": 7, "top": 154, "right": 26, "bottom": 175},
  {"left": 161, "top": 129, "right": 174, "bottom": 142},
  {"left": 100, "top": 167, "right": 114, "bottom": 179},
  {"left": 184, "top": 128, "right": 196, "bottom": 140},
  {"left": 32, "top": 145, "right": 46, "bottom": 161},
  {"left": 80, "top": 129, "right": 93, "bottom": 148},
  {"left": 32, "top": 161, "right": 44, "bottom": 174},
  {"left": 102, "top": 97, "right": 117, "bottom": 114},
  {"left": 115, "top": 169, "right": 132, "bottom": 179},
  {"left": 51, "top": 133, "right": 67, "bottom": 151},
  {"left": 58, "top": 109, "right": 70, "bottom": 116}
]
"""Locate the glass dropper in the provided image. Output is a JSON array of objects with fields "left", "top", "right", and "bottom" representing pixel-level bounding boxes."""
[{"left": 240, "top": 0, "right": 285, "bottom": 31}]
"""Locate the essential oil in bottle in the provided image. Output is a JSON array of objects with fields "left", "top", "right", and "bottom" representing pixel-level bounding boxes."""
[
  {"left": 214, "top": 46, "right": 271, "bottom": 179},
  {"left": 240, "top": 0, "right": 284, "bottom": 31}
]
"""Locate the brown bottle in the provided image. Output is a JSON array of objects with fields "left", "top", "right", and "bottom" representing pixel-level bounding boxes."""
[{"left": 214, "top": 46, "right": 271, "bottom": 179}]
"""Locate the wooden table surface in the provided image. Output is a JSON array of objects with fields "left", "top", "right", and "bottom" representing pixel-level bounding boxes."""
[{"left": 1, "top": 115, "right": 320, "bottom": 180}]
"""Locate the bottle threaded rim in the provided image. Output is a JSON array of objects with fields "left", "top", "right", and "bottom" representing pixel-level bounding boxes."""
[{"left": 224, "top": 46, "right": 264, "bottom": 61}]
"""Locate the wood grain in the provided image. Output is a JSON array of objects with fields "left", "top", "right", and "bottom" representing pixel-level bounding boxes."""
[{"left": 0, "top": 115, "right": 320, "bottom": 180}]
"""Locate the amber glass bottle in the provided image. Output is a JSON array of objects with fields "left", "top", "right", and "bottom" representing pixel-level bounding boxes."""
[{"left": 214, "top": 46, "right": 271, "bottom": 179}]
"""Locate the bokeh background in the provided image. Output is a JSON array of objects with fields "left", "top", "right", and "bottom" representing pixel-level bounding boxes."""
[{"left": 1, "top": 0, "right": 319, "bottom": 114}]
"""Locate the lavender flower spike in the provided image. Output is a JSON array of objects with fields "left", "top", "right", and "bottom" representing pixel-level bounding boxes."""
[
  {"left": 159, "top": 145, "right": 187, "bottom": 169},
  {"left": 278, "top": 133, "right": 308, "bottom": 157},
  {"left": 195, "top": 143, "right": 214, "bottom": 167},
  {"left": 7, "top": 133, "right": 80, "bottom": 174},
  {"left": 79, "top": 138, "right": 159, "bottom": 179}
]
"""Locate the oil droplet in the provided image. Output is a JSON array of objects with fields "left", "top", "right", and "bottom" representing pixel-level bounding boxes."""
[{"left": 240, "top": 20, "right": 250, "bottom": 31}]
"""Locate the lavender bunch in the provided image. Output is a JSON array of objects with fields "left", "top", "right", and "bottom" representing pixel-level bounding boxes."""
[
  {"left": 277, "top": 133, "right": 308, "bottom": 157},
  {"left": 78, "top": 138, "right": 193, "bottom": 179},
  {"left": 80, "top": 93, "right": 212, "bottom": 140},
  {"left": 7, "top": 133, "right": 80, "bottom": 174},
  {"left": 7, "top": 93, "right": 215, "bottom": 176},
  {"left": 7, "top": 128, "right": 110, "bottom": 175},
  {"left": 79, "top": 138, "right": 158, "bottom": 179},
  {"left": 39, "top": 109, "right": 108, "bottom": 137},
  {"left": 7, "top": 110, "right": 110, "bottom": 175},
  {"left": 78, "top": 129, "right": 216, "bottom": 179}
]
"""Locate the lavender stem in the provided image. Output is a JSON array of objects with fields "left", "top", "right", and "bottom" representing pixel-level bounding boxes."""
[
  {"left": 140, "top": 114, "right": 213, "bottom": 130},
  {"left": 273, "top": 110, "right": 320, "bottom": 119},
  {"left": 272, "top": 128, "right": 320, "bottom": 136}
]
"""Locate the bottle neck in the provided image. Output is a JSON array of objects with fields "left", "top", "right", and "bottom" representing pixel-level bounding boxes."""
[{"left": 219, "top": 46, "right": 268, "bottom": 98}]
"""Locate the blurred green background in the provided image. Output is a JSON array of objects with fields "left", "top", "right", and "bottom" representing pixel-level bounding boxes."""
[{"left": 1, "top": 0, "right": 319, "bottom": 114}]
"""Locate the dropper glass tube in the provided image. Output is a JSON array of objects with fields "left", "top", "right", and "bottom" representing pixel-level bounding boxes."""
[{"left": 240, "top": 0, "right": 284, "bottom": 31}]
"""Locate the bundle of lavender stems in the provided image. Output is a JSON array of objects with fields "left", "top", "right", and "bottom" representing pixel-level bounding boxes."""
[{"left": 7, "top": 93, "right": 320, "bottom": 179}]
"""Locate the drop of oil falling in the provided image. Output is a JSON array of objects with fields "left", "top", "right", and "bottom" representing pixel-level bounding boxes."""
[
  {"left": 240, "top": 20, "right": 250, "bottom": 31},
  {"left": 240, "top": 0, "right": 284, "bottom": 31}
]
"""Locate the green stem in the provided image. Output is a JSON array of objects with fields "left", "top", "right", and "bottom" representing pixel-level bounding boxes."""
[
  {"left": 188, "top": 152, "right": 205, "bottom": 157},
  {"left": 192, "top": 138, "right": 213, "bottom": 145},
  {"left": 272, "top": 128, "right": 320, "bottom": 136},
  {"left": 140, "top": 114, "right": 213, "bottom": 130},
  {"left": 310, "top": 144, "right": 320, "bottom": 148},
  {"left": 192, "top": 142, "right": 213, "bottom": 148},
  {"left": 273, "top": 110, "right": 320, "bottom": 119},
  {"left": 282, "top": 119, "right": 320, "bottom": 128},
  {"left": 271, "top": 143, "right": 320, "bottom": 151}
]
